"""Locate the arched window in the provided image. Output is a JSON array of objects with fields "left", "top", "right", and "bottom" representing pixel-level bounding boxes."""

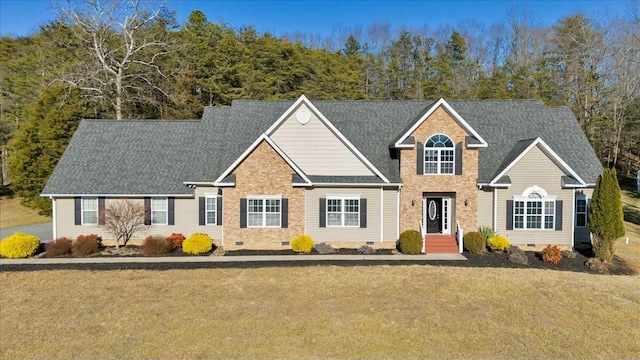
[
  {"left": 424, "top": 134, "right": 454, "bottom": 174},
  {"left": 513, "top": 186, "right": 556, "bottom": 230}
]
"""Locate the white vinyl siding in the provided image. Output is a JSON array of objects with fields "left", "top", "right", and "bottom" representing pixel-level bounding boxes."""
[
  {"left": 327, "top": 197, "right": 360, "bottom": 227},
  {"left": 151, "top": 198, "right": 168, "bottom": 225},
  {"left": 206, "top": 197, "right": 217, "bottom": 225},
  {"left": 514, "top": 190, "right": 555, "bottom": 230},
  {"left": 81, "top": 198, "right": 98, "bottom": 225},
  {"left": 248, "top": 197, "right": 281, "bottom": 228}
]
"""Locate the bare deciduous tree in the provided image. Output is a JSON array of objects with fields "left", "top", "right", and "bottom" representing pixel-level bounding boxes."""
[{"left": 104, "top": 199, "right": 148, "bottom": 249}]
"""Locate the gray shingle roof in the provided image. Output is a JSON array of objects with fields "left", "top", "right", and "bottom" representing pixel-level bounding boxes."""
[{"left": 42, "top": 98, "right": 602, "bottom": 195}]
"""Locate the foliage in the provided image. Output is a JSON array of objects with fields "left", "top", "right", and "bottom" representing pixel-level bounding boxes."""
[
  {"left": 72, "top": 234, "right": 101, "bottom": 257},
  {"left": 166, "top": 233, "right": 186, "bottom": 250},
  {"left": 477, "top": 226, "right": 498, "bottom": 240},
  {"left": 45, "top": 237, "right": 72, "bottom": 257},
  {"left": 140, "top": 236, "right": 172, "bottom": 257},
  {"left": 104, "top": 200, "right": 148, "bottom": 249},
  {"left": 487, "top": 235, "right": 510, "bottom": 252},
  {"left": 399, "top": 230, "right": 423, "bottom": 254},
  {"left": 588, "top": 168, "right": 626, "bottom": 262},
  {"left": 463, "top": 232, "right": 486, "bottom": 254},
  {"left": 0, "top": 232, "right": 40, "bottom": 258},
  {"left": 291, "top": 234, "right": 314, "bottom": 254},
  {"left": 182, "top": 233, "right": 212, "bottom": 255},
  {"left": 541, "top": 245, "right": 563, "bottom": 264}
]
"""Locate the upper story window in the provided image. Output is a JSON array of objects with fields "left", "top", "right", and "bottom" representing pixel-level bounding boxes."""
[
  {"left": 82, "top": 197, "right": 98, "bottom": 225},
  {"left": 514, "top": 186, "right": 555, "bottom": 230},
  {"left": 425, "top": 134, "right": 454, "bottom": 174},
  {"left": 151, "top": 197, "right": 168, "bottom": 225}
]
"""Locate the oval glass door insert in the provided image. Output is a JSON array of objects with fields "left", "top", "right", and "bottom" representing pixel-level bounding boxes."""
[{"left": 428, "top": 200, "right": 437, "bottom": 220}]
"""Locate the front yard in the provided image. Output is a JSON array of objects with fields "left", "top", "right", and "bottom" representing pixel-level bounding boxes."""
[{"left": 1, "top": 266, "right": 639, "bottom": 359}]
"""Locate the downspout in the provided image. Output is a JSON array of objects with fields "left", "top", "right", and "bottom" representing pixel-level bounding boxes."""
[
  {"left": 571, "top": 188, "right": 575, "bottom": 249},
  {"left": 396, "top": 185, "right": 401, "bottom": 240},
  {"left": 493, "top": 187, "right": 497, "bottom": 232},
  {"left": 380, "top": 187, "right": 384, "bottom": 242},
  {"left": 50, "top": 196, "right": 57, "bottom": 241}
]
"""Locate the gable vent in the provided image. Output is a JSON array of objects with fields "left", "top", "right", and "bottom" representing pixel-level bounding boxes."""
[{"left": 296, "top": 109, "right": 310, "bottom": 124}]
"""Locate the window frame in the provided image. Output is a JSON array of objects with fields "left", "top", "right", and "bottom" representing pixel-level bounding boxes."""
[
  {"left": 424, "top": 134, "right": 455, "bottom": 175},
  {"left": 576, "top": 195, "right": 588, "bottom": 228},
  {"left": 81, "top": 197, "right": 98, "bottom": 225},
  {"left": 326, "top": 195, "right": 360, "bottom": 228},
  {"left": 151, "top": 197, "right": 168, "bottom": 225},
  {"left": 513, "top": 186, "right": 556, "bottom": 230},
  {"left": 247, "top": 195, "right": 281, "bottom": 228},
  {"left": 205, "top": 196, "right": 217, "bottom": 225}
]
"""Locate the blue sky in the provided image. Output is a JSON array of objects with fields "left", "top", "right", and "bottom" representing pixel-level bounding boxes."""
[{"left": 0, "top": 0, "right": 633, "bottom": 38}]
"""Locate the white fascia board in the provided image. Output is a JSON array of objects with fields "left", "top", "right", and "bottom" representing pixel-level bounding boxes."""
[
  {"left": 183, "top": 181, "right": 216, "bottom": 186},
  {"left": 490, "top": 137, "right": 586, "bottom": 186},
  {"left": 265, "top": 94, "right": 391, "bottom": 183},
  {"left": 467, "top": 143, "right": 488, "bottom": 148},
  {"left": 294, "top": 182, "right": 404, "bottom": 188},
  {"left": 394, "top": 144, "right": 415, "bottom": 149},
  {"left": 394, "top": 98, "right": 488, "bottom": 148},
  {"left": 40, "top": 193, "right": 193, "bottom": 198},
  {"left": 487, "top": 183, "right": 512, "bottom": 188},
  {"left": 213, "top": 133, "right": 312, "bottom": 185}
]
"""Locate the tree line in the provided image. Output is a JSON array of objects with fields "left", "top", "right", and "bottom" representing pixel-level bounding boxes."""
[{"left": 0, "top": 0, "right": 638, "bottom": 215}]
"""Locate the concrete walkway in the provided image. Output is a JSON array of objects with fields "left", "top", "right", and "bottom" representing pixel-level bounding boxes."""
[{"left": 1, "top": 253, "right": 466, "bottom": 265}]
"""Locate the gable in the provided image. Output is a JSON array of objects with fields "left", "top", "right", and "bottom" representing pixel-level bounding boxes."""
[
  {"left": 231, "top": 139, "right": 300, "bottom": 190},
  {"left": 505, "top": 144, "right": 567, "bottom": 193}
]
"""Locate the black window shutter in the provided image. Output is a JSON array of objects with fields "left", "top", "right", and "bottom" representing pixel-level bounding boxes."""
[
  {"left": 216, "top": 196, "right": 223, "bottom": 225},
  {"left": 360, "top": 198, "right": 367, "bottom": 228},
  {"left": 416, "top": 141, "right": 424, "bottom": 175},
  {"left": 455, "top": 142, "right": 463, "bottom": 175},
  {"left": 98, "top": 197, "right": 105, "bottom": 225},
  {"left": 281, "top": 198, "right": 288, "bottom": 228},
  {"left": 144, "top": 197, "right": 151, "bottom": 225},
  {"left": 168, "top": 197, "right": 175, "bottom": 225},
  {"left": 506, "top": 200, "right": 514, "bottom": 230},
  {"left": 198, "top": 197, "right": 205, "bottom": 225},
  {"left": 240, "top": 198, "right": 247, "bottom": 228},
  {"left": 555, "top": 200, "right": 563, "bottom": 231},
  {"left": 74, "top": 197, "right": 81, "bottom": 225},
  {"left": 319, "top": 198, "right": 326, "bottom": 228}
]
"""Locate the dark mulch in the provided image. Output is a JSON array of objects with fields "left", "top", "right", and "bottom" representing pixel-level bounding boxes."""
[{"left": 227, "top": 248, "right": 395, "bottom": 256}]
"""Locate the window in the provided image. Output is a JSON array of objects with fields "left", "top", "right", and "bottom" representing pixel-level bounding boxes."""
[
  {"left": 514, "top": 187, "right": 555, "bottom": 230},
  {"left": 327, "top": 197, "right": 360, "bottom": 227},
  {"left": 151, "top": 198, "right": 168, "bottom": 225},
  {"left": 82, "top": 198, "right": 98, "bottom": 225},
  {"left": 206, "top": 197, "right": 217, "bottom": 225},
  {"left": 576, "top": 197, "right": 587, "bottom": 227},
  {"left": 248, "top": 197, "right": 281, "bottom": 227},
  {"left": 425, "top": 134, "right": 454, "bottom": 174}
]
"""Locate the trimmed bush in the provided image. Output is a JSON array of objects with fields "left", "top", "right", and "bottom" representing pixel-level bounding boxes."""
[
  {"left": 183, "top": 233, "right": 213, "bottom": 255},
  {"left": 45, "top": 237, "right": 72, "bottom": 257},
  {"left": 291, "top": 234, "right": 314, "bottom": 254},
  {"left": 487, "top": 235, "right": 510, "bottom": 252},
  {"left": 541, "top": 245, "right": 562, "bottom": 264},
  {"left": 140, "top": 236, "right": 173, "bottom": 256},
  {"left": 463, "top": 232, "right": 486, "bottom": 254},
  {"left": 166, "top": 233, "right": 186, "bottom": 250},
  {"left": 72, "top": 235, "right": 101, "bottom": 257},
  {"left": 399, "top": 230, "right": 422, "bottom": 254},
  {"left": 0, "top": 232, "right": 40, "bottom": 258},
  {"left": 477, "top": 226, "right": 498, "bottom": 240}
]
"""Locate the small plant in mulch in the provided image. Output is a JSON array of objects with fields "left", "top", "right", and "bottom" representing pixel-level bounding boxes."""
[
  {"left": 166, "top": 233, "right": 186, "bottom": 250},
  {"left": 507, "top": 245, "right": 528, "bottom": 265},
  {"left": 45, "top": 237, "right": 73, "bottom": 257},
  {"left": 487, "top": 235, "right": 510, "bottom": 252},
  {"left": 291, "top": 234, "right": 314, "bottom": 254},
  {"left": 140, "top": 236, "right": 173, "bottom": 257},
  {"left": 182, "top": 233, "right": 213, "bottom": 255},
  {"left": 463, "top": 232, "right": 486, "bottom": 254},
  {"left": 541, "top": 245, "right": 563, "bottom": 264},
  {"left": 72, "top": 234, "right": 102, "bottom": 257},
  {"left": 314, "top": 242, "right": 336, "bottom": 254},
  {"left": 0, "top": 232, "right": 40, "bottom": 259},
  {"left": 358, "top": 245, "right": 375, "bottom": 255},
  {"left": 399, "top": 230, "right": 422, "bottom": 254}
]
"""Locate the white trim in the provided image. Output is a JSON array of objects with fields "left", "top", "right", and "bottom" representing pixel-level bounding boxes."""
[
  {"left": 575, "top": 193, "right": 588, "bottom": 228},
  {"left": 423, "top": 133, "right": 455, "bottom": 175},
  {"left": 394, "top": 98, "right": 488, "bottom": 148},
  {"left": 81, "top": 197, "right": 98, "bottom": 225},
  {"left": 493, "top": 188, "right": 498, "bottom": 232},
  {"left": 51, "top": 197, "right": 57, "bottom": 240},
  {"left": 380, "top": 188, "right": 384, "bottom": 243},
  {"left": 246, "top": 196, "right": 282, "bottom": 228},
  {"left": 396, "top": 187, "right": 401, "bottom": 240},
  {"left": 41, "top": 193, "right": 192, "bottom": 198},
  {"left": 150, "top": 197, "right": 168, "bottom": 226},
  {"left": 265, "top": 95, "right": 391, "bottom": 183},
  {"left": 325, "top": 196, "right": 361, "bottom": 228},
  {"left": 293, "top": 182, "right": 404, "bottom": 187},
  {"left": 204, "top": 196, "right": 218, "bottom": 225},
  {"left": 490, "top": 137, "right": 586, "bottom": 186},
  {"left": 512, "top": 187, "right": 557, "bottom": 230},
  {"left": 213, "top": 133, "right": 312, "bottom": 185},
  {"left": 326, "top": 194, "right": 360, "bottom": 199},
  {"left": 571, "top": 188, "right": 576, "bottom": 248}
]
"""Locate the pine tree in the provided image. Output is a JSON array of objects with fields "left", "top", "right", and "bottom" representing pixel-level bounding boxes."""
[{"left": 587, "top": 168, "right": 625, "bottom": 262}]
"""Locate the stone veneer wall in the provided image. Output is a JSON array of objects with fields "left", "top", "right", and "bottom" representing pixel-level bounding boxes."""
[
  {"left": 223, "top": 140, "right": 305, "bottom": 249},
  {"left": 399, "top": 106, "right": 479, "bottom": 235}
]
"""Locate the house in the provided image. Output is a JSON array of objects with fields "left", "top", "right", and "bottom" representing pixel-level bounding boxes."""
[{"left": 41, "top": 96, "right": 603, "bottom": 252}]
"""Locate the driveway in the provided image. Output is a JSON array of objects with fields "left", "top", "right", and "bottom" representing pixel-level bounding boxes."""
[{"left": 0, "top": 222, "right": 53, "bottom": 242}]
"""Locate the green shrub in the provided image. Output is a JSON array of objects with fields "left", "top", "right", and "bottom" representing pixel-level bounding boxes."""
[
  {"left": 487, "top": 235, "right": 510, "bottom": 252},
  {"left": 541, "top": 245, "right": 563, "bottom": 264},
  {"left": 72, "top": 234, "right": 101, "bottom": 257},
  {"left": 0, "top": 232, "right": 40, "bottom": 258},
  {"left": 45, "top": 237, "right": 72, "bottom": 257},
  {"left": 140, "top": 236, "right": 173, "bottom": 256},
  {"left": 463, "top": 232, "right": 486, "bottom": 254},
  {"left": 183, "top": 233, "right": 213, "bottom": 255},
  {"left": 399, "top": 230, "right": 423, "bottom": 254},
  {"left": 477, "top": 226, "right": 498, "bottom": 240},
  {"left": 291, "top": 234, "right": 314, "bottom": 254},
  {"left": 166, "top": 233, "right": 186, "bottom": 250}
]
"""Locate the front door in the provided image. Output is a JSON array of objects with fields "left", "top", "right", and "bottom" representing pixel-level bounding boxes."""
[{"left": 424, "top": 197, "right": 452, "bottom": 234}]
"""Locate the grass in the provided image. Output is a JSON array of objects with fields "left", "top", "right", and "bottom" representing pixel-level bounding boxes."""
[
  {"left": 618, "top": 180, "right": 640, "bottom": 268},
  {"left": 0, "top": 196, "right": 51, "bottom": 229},
  {"left": 1, "top": 266, "right": 639, "bottom": 359}
]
